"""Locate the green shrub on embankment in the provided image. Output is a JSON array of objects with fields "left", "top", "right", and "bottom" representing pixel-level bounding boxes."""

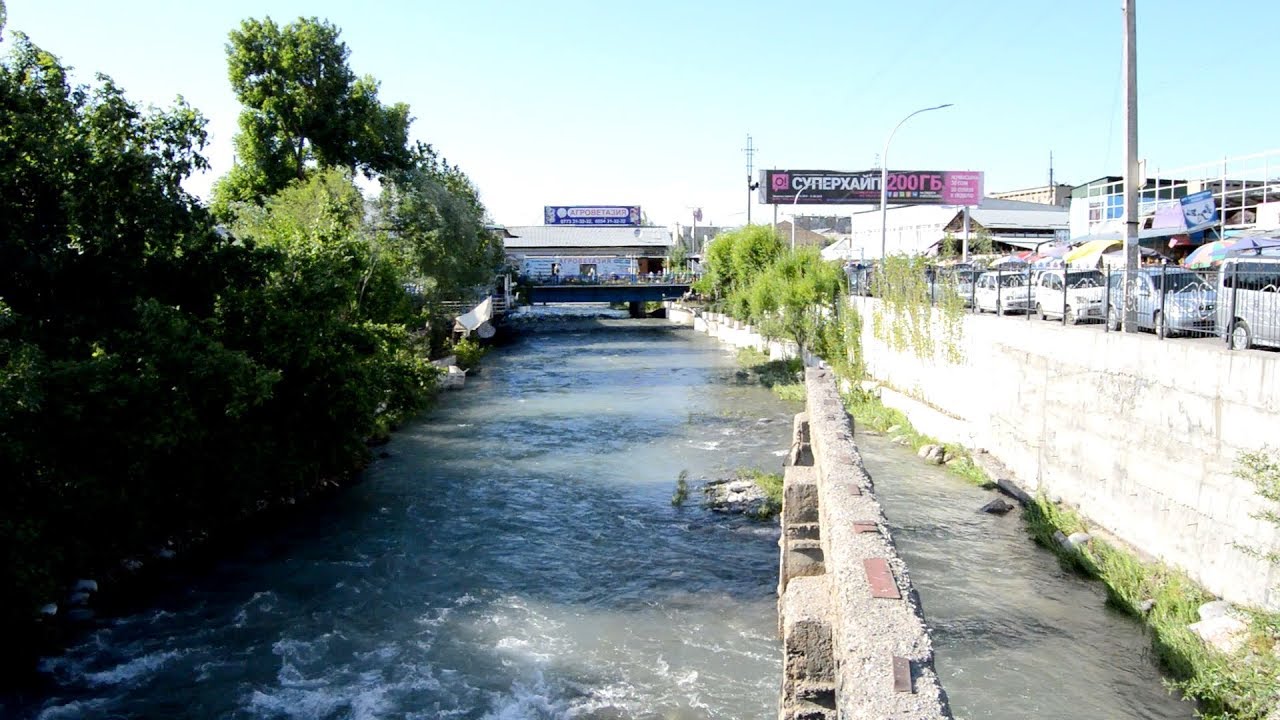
[{"left": 0, "top": 19, "right": 499, "bottom": 674}]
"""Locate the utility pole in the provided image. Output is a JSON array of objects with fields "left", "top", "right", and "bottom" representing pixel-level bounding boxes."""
[
  {"left": 1122, "top": 0, "right": 1140, "bottom": 332},
  {"left": 743, "top": 134, "right": 758, "bottom": 225},
  {"left": 1049, "top": 151, "right": 1055, "bottom": 199}
]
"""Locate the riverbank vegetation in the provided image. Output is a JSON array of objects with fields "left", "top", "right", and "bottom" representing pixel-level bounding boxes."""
[
  {"left": 1025, "top": 492, "right": 1280, "bottom": 719},
  {"left": 742, "top": 468, "right": 784, "bottom": 519},
  {"left": 0, "top": 12, "right": 501, "bottom": 672},
  {"left": 694, "top": 231, "right": 1280, "bottom": 716}
]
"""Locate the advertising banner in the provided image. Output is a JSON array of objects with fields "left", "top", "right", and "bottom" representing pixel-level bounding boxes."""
[
  {"left": 759, "top": 169, "right": 983, "bottom": 206},
  {"left": 522, "top": 256, "right": 636, "bottom": 278},
  {"left": 544, "top": 206, "right": 641, "bottom": 226},
  {"left": 1179, "top": 190, "right": 1219, "bottom": 228}
]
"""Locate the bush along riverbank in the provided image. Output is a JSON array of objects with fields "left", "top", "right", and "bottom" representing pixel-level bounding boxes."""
[
  {"left": 689, "top": 226, "right": 1280, "bottom": 717},
  {"left": 0, "top": 15, "right": 503, "bottom": 678}
]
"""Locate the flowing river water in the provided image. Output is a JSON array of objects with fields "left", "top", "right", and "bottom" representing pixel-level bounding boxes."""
[{"left": 5, "top": 311, "right": 1194, "bottom": 719}]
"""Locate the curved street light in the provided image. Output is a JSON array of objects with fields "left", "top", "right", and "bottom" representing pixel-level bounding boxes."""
[
  {"left": 879, "top": 103, "right": 954, "bottom": 261},
  {"left": 791, "top": 186, "right": 805, "bottom": 251}
]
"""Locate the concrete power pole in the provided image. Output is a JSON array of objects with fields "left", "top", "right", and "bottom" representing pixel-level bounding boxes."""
[
  {"left": 1122, "top": 0, "right": 1140, "bottom": 332},
  {"left": 743, "top": 135, "right": 758, "bottom": 225}
]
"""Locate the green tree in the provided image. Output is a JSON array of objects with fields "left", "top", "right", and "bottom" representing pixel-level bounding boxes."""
[
  {"left": 941, "top": 231, "right": 958, "bottom": 258},
  {"left": 0, "top": 32, "right": 279, "bottom": 665},
  {"left": 744, "top": 248, "right": 846, "bottom": 356},
  {"left": 212, "top": 16, "right": 412, "bottom": 214},
  {"left": 667, "top": 239, "right": 688, "bottom": 273},
  {"left": 972, "top": 227, "right": 994, "bottom": 255},
  {"left": 375, "top": 146, "right": 504, "bottom": 302}
]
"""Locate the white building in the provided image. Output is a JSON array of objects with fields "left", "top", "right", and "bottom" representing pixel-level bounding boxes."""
[
  {"left": 503, "top": 225, "right": 673, "bottom": 279},
  {"left": 820, "top": 198, "right": 1067, "bottom": 261}
]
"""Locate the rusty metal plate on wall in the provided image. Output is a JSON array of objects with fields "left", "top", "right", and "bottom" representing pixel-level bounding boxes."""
[
  {"left": 863, "top": 558, "right": 901, "bottom": 599},
  {"left": 892, "top": 656, "right": 913, "bottom": 693}
]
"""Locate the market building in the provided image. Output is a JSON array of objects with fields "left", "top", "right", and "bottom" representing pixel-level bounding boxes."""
[
  {"left": 503, "top": 225, "right": 674, "bottom": 280},
  {"left": 820, "top": 197, "right": 1068, "bottom": 261}
]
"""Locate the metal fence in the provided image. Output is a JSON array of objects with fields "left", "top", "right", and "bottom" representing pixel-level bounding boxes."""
[{"left": 874, "top": 261, "right": 1280, "bottom": 352}]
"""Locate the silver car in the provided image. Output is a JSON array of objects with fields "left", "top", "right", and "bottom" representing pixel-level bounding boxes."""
[
  {"left": 1219, "top": 257, "right": 1280, "bottom": 349},
  {"left": 1106, "top": 268, "right": 1217, "bottom": 337}
]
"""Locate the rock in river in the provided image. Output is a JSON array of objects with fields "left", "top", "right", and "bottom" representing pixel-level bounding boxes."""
[{"left": 703, "top": 478, "right": 768, "bottom": 516}]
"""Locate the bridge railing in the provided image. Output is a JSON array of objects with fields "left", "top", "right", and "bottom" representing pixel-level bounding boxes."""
[
  {"left": 436, "top": 296, "right": 511, "bottom": 317},
  {"left": 521, "top": 273, "right": 701, "bottom": 286}
]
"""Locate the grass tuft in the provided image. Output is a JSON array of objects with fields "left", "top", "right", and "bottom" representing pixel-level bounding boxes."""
[
  {"left": 735, "top": 348, "right": 804, "bottom": 402},
  {"left": 671, "top": 470, "right": 689, "bottom": 507},
  {"left": 728, "top": 467, "right": 784, "bottom": 520}
]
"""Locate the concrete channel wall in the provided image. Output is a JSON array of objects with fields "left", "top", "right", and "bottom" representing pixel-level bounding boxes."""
[
  {"left": 666, "top": 304, "right": 950, "bottom": 719},
  {"left": 850, "top": 296, "right": 1280, "bottom": 611},
  {"left": 776, "top": 369, "right": 950, "bottom": 720}
]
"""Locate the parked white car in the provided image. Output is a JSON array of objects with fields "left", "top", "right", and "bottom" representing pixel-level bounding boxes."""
[
  {"left": 1034, "top": 269, "right": 1106, "bottom": 324},
  {"left": 974, "top": 271, "right": 1033, "bottom": 314}
]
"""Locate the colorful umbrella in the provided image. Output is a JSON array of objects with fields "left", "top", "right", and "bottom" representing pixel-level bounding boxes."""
[
  {"left": 989, "top": 255, "right": 1028, "bottom": 268},
  {"left": 1064, "top": 238, "right": 1123, "bottom": 267},
  {"left": 1182, "top": 237, "right": 1280, "bottom": 269}
]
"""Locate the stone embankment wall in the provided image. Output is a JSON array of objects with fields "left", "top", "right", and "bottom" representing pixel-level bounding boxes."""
[
  {"left": 776, "top": 369, "right": 949, "bottom": 720},
  {"left": 851, "top": 296, "right": 1280, "bottom": 611},
  {"left": 668, "top": 304, "right": 951, "bottom": 719}
]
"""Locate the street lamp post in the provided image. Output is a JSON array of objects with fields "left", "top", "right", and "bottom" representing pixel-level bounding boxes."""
[
  {"left": 791, "top": 187, "right": 804, "bottom": 251},
  {"left": 879, "top": 103, "right": 954, "bottom": 261}
]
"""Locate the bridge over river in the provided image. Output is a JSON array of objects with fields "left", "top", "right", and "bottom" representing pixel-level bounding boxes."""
[{"left": 527, "top": 281, "right": 692, "bottom": 316}]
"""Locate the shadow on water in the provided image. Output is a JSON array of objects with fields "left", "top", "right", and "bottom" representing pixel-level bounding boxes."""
[{"left": 5, "top": 323, "right": 794, "bottom": 720}]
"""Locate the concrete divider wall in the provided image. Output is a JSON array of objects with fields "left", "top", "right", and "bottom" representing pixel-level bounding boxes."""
[
  {"left": 850, "top": 296, "right": 1280, "bottom": 611},
  {"left": 776, "top": 369, "right": 949, "bottom": 720},
  {"left": 668, "top": 304, "right": 950, "bottom": 718}
]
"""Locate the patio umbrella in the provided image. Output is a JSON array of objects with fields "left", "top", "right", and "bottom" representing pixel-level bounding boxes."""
[
  {"left": 1064, "top": 238, "right": 1122, "bottom": 267},
  {"left": 1183, "top": 237, "right": 1280, "bottom": 269},
  {"left": 989, "top": 255, "right": 1028, "bottom": 268}
]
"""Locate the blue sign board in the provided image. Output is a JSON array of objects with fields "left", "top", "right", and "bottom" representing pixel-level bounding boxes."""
[
  {"left": 544, "top": 206, "right": 641, "bottom": 226},
  {"left": 1179, "top": 190, "right": 1219, "bottom": 228}
]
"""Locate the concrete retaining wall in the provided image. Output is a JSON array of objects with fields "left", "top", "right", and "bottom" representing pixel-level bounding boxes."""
[
  {"left": 776, "top": 369, "right": 950, "bottom": 720},
  {"left": 851, "top": 296, "right": 1280, "bottom": 610}
]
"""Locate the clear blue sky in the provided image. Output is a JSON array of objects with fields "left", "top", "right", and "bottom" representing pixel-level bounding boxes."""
[{"left": 4, "top": 1, "right": 1276, "bottom": 228}]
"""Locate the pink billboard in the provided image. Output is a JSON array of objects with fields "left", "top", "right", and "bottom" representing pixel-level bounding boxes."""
[{"left": 760, "top": 169, "right": 985, "bottom": 206}]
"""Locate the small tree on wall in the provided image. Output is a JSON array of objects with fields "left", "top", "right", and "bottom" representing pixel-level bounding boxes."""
[
  {"left": 971, "top": 228, "right": 994, "bottom": 255},
  {"left": 941, "top": 232, "right": 958, "bottom": 258},
  {"left": 667, "top": 241, "right": 688, "bottom": 273}
]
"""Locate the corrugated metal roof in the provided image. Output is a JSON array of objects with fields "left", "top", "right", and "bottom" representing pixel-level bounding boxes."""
[
  {"left": 503, "top": 225, "right": 672, "bottom": 249},
  {"left": 968, "top": 206, "right": 1068, "bottom": 230}
]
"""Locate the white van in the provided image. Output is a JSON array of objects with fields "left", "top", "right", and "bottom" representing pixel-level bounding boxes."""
[
  {"left": 1034, "top": 269, "right": 1106, "bottom": 324},
  {"left": 1219, "top": 256, "right": 1280, "bottom": 349}
]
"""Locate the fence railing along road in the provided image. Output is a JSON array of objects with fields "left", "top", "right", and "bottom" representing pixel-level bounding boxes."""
[{"left": 868, "top": 262, "right": 1280, "bottom": 352}]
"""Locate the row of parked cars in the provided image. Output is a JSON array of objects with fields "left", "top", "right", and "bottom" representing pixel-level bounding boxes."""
[{"left": 937, "top": 257, "right": 1280, "bottom": 350}]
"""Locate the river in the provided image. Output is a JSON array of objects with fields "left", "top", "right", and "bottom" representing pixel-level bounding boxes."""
[{"left": 4, "top": 311, "right": 1193, "bottom": 719}]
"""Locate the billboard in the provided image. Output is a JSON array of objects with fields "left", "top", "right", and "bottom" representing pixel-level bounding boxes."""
[
  {"left": 544, "top": 205, "right": 641, "bottom": 226},
  {"left": 1179, "top": 190, "right": 1219, "bottom": 228},
  {"left": 759, "top": 169, "right": 984, "bottom": 206}
]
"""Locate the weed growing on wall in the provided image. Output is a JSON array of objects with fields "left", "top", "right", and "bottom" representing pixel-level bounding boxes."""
[
  {"left": 871, "top": 255, "right": 965, "bottom": 364},
  {"left": 1235, "top": 446, "right": 1280, "bottom": 567}
]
